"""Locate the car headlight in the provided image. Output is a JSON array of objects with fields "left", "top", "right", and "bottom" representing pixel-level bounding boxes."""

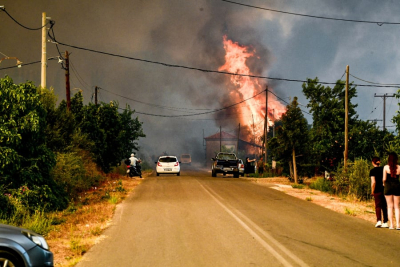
[{"left": 22, "top": 231, "right": 49, "bottom": 250}]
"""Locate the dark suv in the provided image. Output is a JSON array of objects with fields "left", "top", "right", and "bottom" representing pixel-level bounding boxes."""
[
  {"left": 211, "top": 152, "right": 240, "bottom": 178},
  {"left": 0, "top": 223, "right": 54, "bottom": 267}
]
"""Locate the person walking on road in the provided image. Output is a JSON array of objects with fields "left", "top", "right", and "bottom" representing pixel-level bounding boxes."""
[
  {"left": 369, "top": 157, "right": 388, "bottom": 228},
  {"left": 383, "top": 152, "right": 400, "bottom": 230}
]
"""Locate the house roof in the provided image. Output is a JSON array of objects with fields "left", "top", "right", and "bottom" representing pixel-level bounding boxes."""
[
  {"left": 205, "top": 131, "right": 262, "bottom": 148},
  {"left": 204, "top": 131, "right": 237, "bottom": 140}
]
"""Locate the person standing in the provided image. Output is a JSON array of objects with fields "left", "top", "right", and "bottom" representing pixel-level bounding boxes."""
[
  {"left": 245, "top": 157, "right": 256, "bottom": 177},
  {"left": 383, "top": 152, "right": 400, "bottom": 230},
  {"left": 369, "top": 157, "right": 388, "bottom": 228},
  {"left": 257, "top": 156, "right": 264, "bottom": 176}
]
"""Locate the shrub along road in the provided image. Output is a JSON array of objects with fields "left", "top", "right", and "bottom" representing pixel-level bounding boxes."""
[{"left": 76, "top": 169, "right": 400, "bottom": 266}]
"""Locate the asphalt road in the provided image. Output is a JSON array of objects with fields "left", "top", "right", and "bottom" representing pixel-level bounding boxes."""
[{"left": 77, "top": 167, "right": 400, "bottom": 267}]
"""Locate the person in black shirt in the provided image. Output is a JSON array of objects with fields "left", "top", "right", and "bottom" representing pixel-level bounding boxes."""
[{"left": 370, "top": 157, "right": 388, "bottom": 228}]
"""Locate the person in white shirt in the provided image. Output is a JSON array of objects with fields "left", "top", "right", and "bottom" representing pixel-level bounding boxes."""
[{"left": 129, "top": 153, "right": 138, "bottom": 166}]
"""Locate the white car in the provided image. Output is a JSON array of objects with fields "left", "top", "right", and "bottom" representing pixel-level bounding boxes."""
[
  {"left": 238, "top": 159, "right": 245, "bottom": 177},
  {"left": 155, "top": 156, "right": 181, "bottom": 176}
]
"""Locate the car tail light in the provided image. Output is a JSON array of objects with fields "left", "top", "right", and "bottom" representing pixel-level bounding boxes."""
[
  {"left": 157, "top": 162, "right": 162, "bottom": 167},
  {"left": 240, "top": 164, "right": 244, "bottom": 168},
  {"left": 174, "top": 162, "right": 179, "bottom": 166}
]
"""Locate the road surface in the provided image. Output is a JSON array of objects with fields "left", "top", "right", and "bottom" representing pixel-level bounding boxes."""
[{"left": 77, "top": 168, "right": 400, "bottom": 266}]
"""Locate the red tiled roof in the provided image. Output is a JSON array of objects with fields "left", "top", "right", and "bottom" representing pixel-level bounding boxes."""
[{"left": 204, "top": 131, "right": 237, "bottom": 140}]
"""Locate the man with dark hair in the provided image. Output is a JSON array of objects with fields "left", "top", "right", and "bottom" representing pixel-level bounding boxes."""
[{"left": 370, "top": 157, "right": 389, "bottom": 228}]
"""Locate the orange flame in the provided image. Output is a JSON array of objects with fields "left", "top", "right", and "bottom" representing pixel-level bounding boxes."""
[{"left": 218, "top": 35, "right": 286, "bottom": 141}]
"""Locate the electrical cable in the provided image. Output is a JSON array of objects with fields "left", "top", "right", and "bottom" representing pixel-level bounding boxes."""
[
  {"left": 116, "top": 89, "right": 267, "bottom": 117},
  {"left": 45, "top": 22, "right": 399, "bottom": 89},
  {"left": 221, "top": 0, "right": 400, "bottom": 26},
  {"left": 0, "top": 8, "right": 50, "bottom": 30},
  {"left": 349, "top": 73, "right": 400, "bottom": 86},
  {"left": 99, "top": 87, "right": 213, "bottom": 112},
  {"left": 0, "top": 60, "right": 41, "bottom": 70}
]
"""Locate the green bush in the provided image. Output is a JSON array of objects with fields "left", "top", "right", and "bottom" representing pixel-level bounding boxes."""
[
  {"left": 309, "top": 178, "right": 334, "bottom": 194},
  {"left": 51, "top": 151, "right": 103, "bottom": 198},
  {"left": 333, "top": 159, "right": 371, "bottom": 200}
]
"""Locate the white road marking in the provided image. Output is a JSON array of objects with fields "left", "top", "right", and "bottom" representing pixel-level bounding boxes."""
[{"left": 198, "top": 181, "right": 309, "bottom": 267}]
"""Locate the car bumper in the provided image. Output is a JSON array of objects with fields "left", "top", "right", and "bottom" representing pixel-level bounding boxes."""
[
  {"left": 214, "top": 167, "right": 239, "bottom": 174},
  {"left": 26, "top": 245, "right": 54, "bottom": 267},
  {"left": 156, "top": 166, "right": 180, "bottom": 174}
]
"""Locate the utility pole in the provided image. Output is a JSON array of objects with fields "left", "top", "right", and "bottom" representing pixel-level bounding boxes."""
[
  {"left": 264, "top": 86, "right": 268, "bottom": 164},
  {"left": 237, "top": 123, "right": 240, "bottom": 155},
  {"left": 344, "top": 65, "right": 349, "bottom": 170},
  {"left": 41, "top": 12, "right": 47, "bottom": 89},
  {"left": 273, "top": 109, "right": 275, "bottom": 137},
  {"left": 65, "top": 51, "right": 71, "bottom": 111},
  {"left": 219, "top": 126, "right": 222, "bottom": 152},
  {"left": 374, "top": 93, "right": 396, "bottom": 131},
  {"left": 95, "top": 86, "right": 98, "bottom": 105}
]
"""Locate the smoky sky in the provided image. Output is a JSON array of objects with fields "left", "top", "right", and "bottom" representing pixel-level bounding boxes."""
[{"left": 2, "top": 0, "right": 400, "bottom": 163}]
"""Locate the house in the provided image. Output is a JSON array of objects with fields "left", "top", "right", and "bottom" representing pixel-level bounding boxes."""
[{"left": 204, "top": 131, "right": 262, "bottom": 165}]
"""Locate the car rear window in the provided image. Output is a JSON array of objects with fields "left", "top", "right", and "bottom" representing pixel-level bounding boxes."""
[
  {"left": 217, "top": 154, "right": 236, "bottom": 160},
  {"left": 159, "top": 157, "right": 177, "bottom": 163}
]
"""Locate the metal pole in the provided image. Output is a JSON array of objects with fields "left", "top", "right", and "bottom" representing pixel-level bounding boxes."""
[
  {"left": 344, "top": 65, "right": 349, "bottom": 170},
  {"left": 41, "top": 12, "right": 47, "bottom": 88},
  {"left": 264, "top": 86, "right": 268, "bottom": 164},
  {"left": 65, "top": 51, "right": 71, "bottom": 111}
]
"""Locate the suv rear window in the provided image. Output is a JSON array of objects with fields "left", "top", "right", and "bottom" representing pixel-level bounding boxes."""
[{"left": 159, "top": 157, "right": 177, "bottom": 163}]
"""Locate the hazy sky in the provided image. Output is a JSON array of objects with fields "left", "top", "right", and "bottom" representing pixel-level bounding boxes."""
[{"left": 2, "top": 0, "right": 400, "bottom": 161}]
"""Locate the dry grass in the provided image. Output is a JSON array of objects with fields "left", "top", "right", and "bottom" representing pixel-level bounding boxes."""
[{"left": 46, "top": 172, "right": 148, "bottom": 267}]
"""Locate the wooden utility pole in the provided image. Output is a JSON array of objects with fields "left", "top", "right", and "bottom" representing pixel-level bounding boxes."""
[
  {"left": 95, "top": 86, "right": 98, "bottom": 105},
  {"left": 374, "top": 93, "right": 396, "bottom": 131},
  {"left": 65, "top": 51, "right": 71, "bottom": 111},
  {"left": 237, "top": 123, "right": 240, "bottom": 155},
  {"left": 219, "top": 126, "right": 222, "bottom": 152},
  {"left": 264, "top": 86, "right": 268, "bottom": 164},
  {"left": 344, "top": 65, "right": 349, "bottom": 170},
  {"left": 41, "top": 12, "right": 47, "bottom": 89}
]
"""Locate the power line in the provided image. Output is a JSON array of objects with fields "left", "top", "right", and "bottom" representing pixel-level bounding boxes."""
[
  {"left": 99, "top": 87, "right": 212, "bottom": 112},
  {"left": 221, "top": 0, "right": 400, "bottom": 26},
  {"left": 349, "top": 73, "right": 400, "bottom": 87},
  {"left": 45, "top": 24, "right": 400, "bottom": 88},
  {"left": 0, "top": 7, "right": 50, "bottom": 30},
  {"left": 117, "top": 89, "right": 267, "bottom": 118},
  {"left": 0, "top": 60, "right": 41, "bottom": 70}
]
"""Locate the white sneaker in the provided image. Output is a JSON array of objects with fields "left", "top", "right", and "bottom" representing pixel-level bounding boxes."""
[
  {"left": 375, "top": 221, "right": 382, "bottom": 228},
  {"left": 382, "top": 222, "right": 389, "bottom": 228}
]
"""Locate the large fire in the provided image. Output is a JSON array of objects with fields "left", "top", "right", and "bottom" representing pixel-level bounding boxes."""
[{"left": 218, "top": 35, "right": 286, "bottom": 142}]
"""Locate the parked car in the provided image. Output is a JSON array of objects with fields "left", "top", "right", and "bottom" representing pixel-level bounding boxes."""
[
  {"left": 0, "top": 223, "right": 53, "bottom": 267},
  {"left": 238, "top": 159, "right": 245, "bottom": 177},
  {"left": 180, "top": 154, "right": 192, "bottom": 165},
  {"left": 155, "top": 156, "right": 181, "bottom": 176}
]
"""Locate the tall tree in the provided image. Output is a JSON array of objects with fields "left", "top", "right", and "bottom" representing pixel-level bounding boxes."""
[
  {"left": 302, "top": 78, "right": 358, "bottom": 172},
  {"left": 270, "top": 97, "right": 309, "bottom": 183},
  {"left": 0, "top": 76, "right": 67, "bottom": 210}
]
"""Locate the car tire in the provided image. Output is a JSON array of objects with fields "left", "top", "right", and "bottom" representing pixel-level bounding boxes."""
[
  {"left": 177, "top": 172, "right": 180, "bottom": 176},
  {"left": 156, "top": 172, "right": 159, "bottom": 176},
  {"left": 0, "top": 250, "right": 24, "bottom": 267},
  {"left": 234, "top": 172, "right": 239, "bottom": 178},
  {"left": 212, "top": 170, "right": 216, "bottom": 177}
]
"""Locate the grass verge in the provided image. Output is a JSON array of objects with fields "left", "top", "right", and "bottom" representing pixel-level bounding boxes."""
[{"left": 45, "top": 172, "right": 148, "bottom": 267}]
